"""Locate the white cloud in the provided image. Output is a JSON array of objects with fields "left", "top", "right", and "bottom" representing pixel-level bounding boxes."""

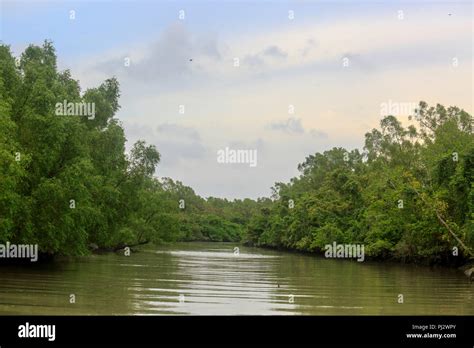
[{"left": 59, "top": 9, "right": 472, "bottom": 199}]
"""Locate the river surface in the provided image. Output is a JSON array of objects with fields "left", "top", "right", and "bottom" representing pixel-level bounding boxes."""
[{"left": 0, "top": 242, "right": 472, "bottom": 315}]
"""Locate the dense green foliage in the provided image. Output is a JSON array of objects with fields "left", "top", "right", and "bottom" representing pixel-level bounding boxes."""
[
  {"left": 245, "top": 103, "right": 474, "bottom": 264},
  {"left": 0, "top": 42, "right": 244, "bottom": 256},
  {"left": 1, "top": 42, "right": 472, "bottom": 265}
]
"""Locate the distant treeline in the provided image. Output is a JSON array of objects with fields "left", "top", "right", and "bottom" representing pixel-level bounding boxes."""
[{"left": 1, "top": 42, "right": 473, "bottom": 265}]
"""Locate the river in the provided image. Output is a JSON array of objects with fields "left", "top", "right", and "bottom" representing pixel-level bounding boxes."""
[{"left": 0, "top": 242, "right": 472, "bottom": 315}]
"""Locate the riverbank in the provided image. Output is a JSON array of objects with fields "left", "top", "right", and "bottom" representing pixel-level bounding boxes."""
[{"left": 2, "top": 239, "right": 472, "bottom": 283}]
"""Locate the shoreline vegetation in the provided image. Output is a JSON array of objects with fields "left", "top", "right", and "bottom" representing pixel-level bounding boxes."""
[{"left": 1, "top": 42, "right": 473, "bottom": 273}]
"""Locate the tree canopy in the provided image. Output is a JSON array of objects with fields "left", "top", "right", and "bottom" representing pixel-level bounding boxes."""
[
  {"left": 1, "top": 41, "right": 472, "bottom": 266},
  {"left": 245, "top": 103, "right": 474, "bottom": 265}
]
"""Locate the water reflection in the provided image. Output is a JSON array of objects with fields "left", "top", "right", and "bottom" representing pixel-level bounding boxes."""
[{"left": 0, "top": 242, "right": 472, "bottom": 315}]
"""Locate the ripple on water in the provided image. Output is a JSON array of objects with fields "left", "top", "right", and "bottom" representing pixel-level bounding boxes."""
[{"left": 0, "top": 242, "right": 473, "bottom": 315}]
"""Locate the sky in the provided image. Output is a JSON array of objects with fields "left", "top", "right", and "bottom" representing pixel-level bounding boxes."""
[{"left": 1, "top": 0, "right": 473, "bottom": 199}]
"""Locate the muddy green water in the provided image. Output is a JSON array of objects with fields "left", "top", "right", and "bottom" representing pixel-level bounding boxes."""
[{"left": 0, "top": 242, "right": 472, "bottom": 315}]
